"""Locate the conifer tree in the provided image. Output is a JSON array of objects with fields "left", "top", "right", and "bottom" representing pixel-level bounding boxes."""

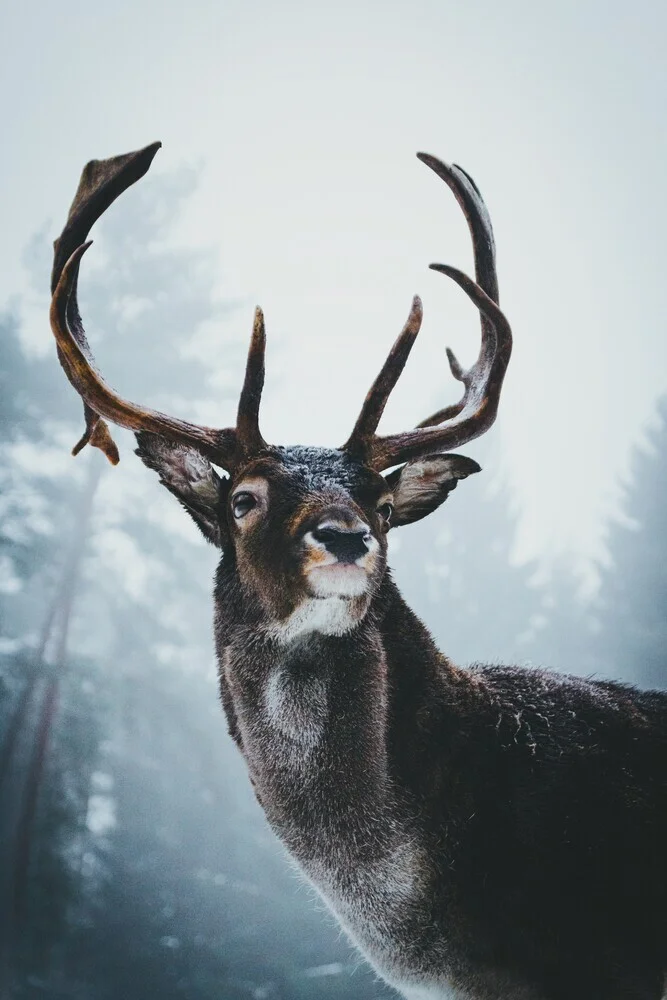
[
  {"left": 593, "top": 396, "right": 667, "bottom": 689},
  {"left": 391, "top": 442, "right": 544, "bottom": 668}
]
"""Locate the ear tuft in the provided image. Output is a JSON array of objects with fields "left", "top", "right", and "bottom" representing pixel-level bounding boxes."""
[
  {"left": 385, "top": 453, "right": 481, "bottom": 527},
  {"left": 135, "top": 432, "right": 228, "bottom": 548}
]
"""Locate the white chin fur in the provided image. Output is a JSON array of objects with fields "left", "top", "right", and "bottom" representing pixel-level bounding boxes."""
[
  {"left": 271, "top": 596, "right": 362, "bottom": 643},
  {"left": 307, "top": 565, "right": 369, "bottom": 598}
]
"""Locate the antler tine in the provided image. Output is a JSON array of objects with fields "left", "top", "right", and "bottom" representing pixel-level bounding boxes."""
[
  {"left": 49, "top": 143, "right": 242, "bottom": 469},
  {"left": 343, "top": 296, "right": 423, "bottom": 461},
  {"left": 416, "top": 155, "right": 498, "bottom": 303},
  {"left": 345, "top": 154, "right": 511, "bottom": 472},
  {"left": 236, "top": 307, "right": 269, "bottom": 455}
]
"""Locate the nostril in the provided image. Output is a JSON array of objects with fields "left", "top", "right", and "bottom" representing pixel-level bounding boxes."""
[
  {"left": 312, "top": 527, "right": 339, "bottom": 545},
  {"left": 310, "top": 525, "right": 371, "bottom": 563}
]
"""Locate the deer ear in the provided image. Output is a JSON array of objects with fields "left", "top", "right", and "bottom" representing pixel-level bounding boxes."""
[
  {"left": 384, "top": 454, "right": 481, "bottom": 527},
  {"left": 134, "top": 433, "right": 229, "bottom": 548}
]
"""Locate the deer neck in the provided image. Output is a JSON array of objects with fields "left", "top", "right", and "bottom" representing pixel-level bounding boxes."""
[
  {"left": 215, "top": 566, "right": 453, "bottom": 862},
  {"left": 215, "top": 564, "right": 474, "bottom": 989}
]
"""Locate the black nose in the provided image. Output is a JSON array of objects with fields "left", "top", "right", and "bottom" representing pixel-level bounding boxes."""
[{"left": 311, "top": 526, "right": 371, "bottom": 564}]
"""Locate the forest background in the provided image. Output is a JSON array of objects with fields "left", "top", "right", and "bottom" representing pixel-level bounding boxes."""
[{"left": 1, "top": 1, "right": 666, "bottom": 997}]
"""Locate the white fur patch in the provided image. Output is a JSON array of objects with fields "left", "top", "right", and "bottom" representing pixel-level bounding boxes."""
[
  {"left": 264, "top": 667, "right": 327, "bottom": 749},
  {"left": 307, "top": 564, "right": 369, "bottom": 598},
  {"left": 270, "top": 596, "right": 360, "bottom": 644}
]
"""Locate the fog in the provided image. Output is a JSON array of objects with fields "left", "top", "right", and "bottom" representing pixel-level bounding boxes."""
[{"left": 1, "top": 1, "right": 666, "bottom": 995}]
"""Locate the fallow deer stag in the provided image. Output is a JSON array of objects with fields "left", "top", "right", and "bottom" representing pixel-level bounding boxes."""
[{"left": 49, "top": 143, "right": 666, "bottom": 1000}]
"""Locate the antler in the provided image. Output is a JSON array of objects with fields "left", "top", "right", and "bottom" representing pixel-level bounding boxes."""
[
  {"left": 343, "top": 155, "right": 512, "bottom": 472},
  {"left": 49, "top": 143, "right": 267, "bottom": 469},
  {"left": 51, "top": 145, "right": 510, "bottom": 475}
]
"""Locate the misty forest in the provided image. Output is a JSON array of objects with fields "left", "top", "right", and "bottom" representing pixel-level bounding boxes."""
[{"left": 0, "top": 168, "right": 664, "bottom": 1000}]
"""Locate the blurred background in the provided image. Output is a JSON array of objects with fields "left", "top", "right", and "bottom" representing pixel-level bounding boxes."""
[{"left": 1, "top": 0, "right": 666, "bottom": 996}]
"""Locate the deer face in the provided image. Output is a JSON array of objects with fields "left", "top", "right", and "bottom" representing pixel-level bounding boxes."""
[
  {"left": 229, "top": 449, "right": 388, "bottom": 602},
  {"left": 48, "top": 142, "right": 510, "bottom": 638},
  {"left": 134, "top": 431, "right": 481, "bottom": 635},
  {"left": 226, "top": 446, "right": 482, "bottom": 634}
]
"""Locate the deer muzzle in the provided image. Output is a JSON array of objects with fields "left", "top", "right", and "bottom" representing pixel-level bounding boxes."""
[{"left": 302, "top": 515, "right": 379, "bottom": 598}]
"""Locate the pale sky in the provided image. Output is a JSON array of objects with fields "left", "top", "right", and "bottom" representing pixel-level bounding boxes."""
[{"left": 2, "top": 0, "right": 666, "bottom": 583}]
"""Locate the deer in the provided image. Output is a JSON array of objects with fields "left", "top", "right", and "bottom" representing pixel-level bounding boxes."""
[{"left": 48, "top": 142, "right": 666, "bottom": 1000}]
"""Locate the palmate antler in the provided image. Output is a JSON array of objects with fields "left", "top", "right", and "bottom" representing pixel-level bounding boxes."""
[
  {"left": 49, "top": 144, "right": 511, "bottom": 474},
  {"left": 343, "top": 155, "right": 512, "bottom": 471}
]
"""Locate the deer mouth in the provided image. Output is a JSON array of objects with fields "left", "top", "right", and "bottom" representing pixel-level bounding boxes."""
[{"left": 306, "top": 562, "right": 371, "bottom": 598}]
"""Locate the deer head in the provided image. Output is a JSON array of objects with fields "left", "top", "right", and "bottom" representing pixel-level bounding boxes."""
[{"left": 49, "top": 143, "right": 511, "bottom": 635}]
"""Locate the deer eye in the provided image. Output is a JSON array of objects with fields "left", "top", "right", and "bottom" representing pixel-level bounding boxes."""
[
  {"left": 377, "top": 502, "right": 393, "bottom": 524},
  {"left": 232, "top": 492, "right": 257, "bottom": 519}
]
